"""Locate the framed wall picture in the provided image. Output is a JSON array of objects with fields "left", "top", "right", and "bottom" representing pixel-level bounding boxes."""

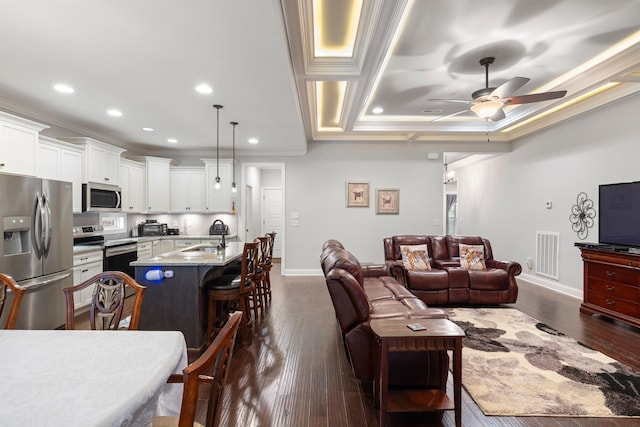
[
  {"left": 346, "top": 181, "right": 369, "bottom": 207},
  {"left": 376, "top": 188, "right": 399, "bottom": 214}
]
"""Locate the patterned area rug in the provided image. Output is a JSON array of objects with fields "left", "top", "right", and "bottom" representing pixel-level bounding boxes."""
[{"left": 446, "top": 307, "right": 640, "bottom": 417}]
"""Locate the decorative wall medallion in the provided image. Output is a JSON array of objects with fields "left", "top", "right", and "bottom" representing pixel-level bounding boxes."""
[{"left": 569, "top": 192, "right": 596, "bottom": 240}]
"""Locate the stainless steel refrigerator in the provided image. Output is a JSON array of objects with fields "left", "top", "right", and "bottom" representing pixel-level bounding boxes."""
[{"left": 0, "top": 174, "right": 73, "bottom": 329}]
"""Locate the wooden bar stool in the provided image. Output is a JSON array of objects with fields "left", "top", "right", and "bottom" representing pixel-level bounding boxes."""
[
  {"left": 205, "top": 241, "right": 260, "bottom": 344},
  {"left": 263, "top": 232, "right": 276, "bottom": 303},
  {"left": 254, "top": 236, "right": 270, "bottom": 313}
]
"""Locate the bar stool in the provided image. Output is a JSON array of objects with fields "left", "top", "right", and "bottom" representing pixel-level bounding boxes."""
[
  {"left": 254, "top": 236, "right": 270, "bottom": 313},
  {"left": 263, "top": 232, "right": 276, "bottom": 303},
  {"left": 205, "top": 241, "right": 259, "bottom": 344}
]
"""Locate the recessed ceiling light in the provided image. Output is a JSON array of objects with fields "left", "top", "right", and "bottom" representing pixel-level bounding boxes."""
[
  {"left": 195, "top": 84, "right": 213, "bottom": 94},
  {"left": 53, "top": 83, "right": 74, "bottom": 94},
  {"left": 167, "top": 138, "right": 178, "bottom": 144},
  {"left": 372, "top": 106, "right": 384, "bottom": 114},
  {"left": 142, "top": 127, "right": 154, "bottom": 132},
  {"left": 248, "top": 137, "right": 259, "bottom": 144},
  {"left": 107, "top": 109, "right": 122, "bottom": 117}
]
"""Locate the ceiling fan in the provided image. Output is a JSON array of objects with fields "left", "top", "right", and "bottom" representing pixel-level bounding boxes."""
[{"left": 429, "top": 57, "right": 567, "bottom": 122}]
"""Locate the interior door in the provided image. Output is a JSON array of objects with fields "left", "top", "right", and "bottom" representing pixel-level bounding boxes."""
[{"left": 262, "top": 187, "right": 283, "bottom": 258}]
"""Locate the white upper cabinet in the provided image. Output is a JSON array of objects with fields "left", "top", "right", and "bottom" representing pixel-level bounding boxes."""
[
  {"left": 120, "top": 159, "right": 146, "bottom": 213},
  {"left": 61, "top": 137, "right": 125, "bottom": 185},
  {"left": 37, "top": 136, "right": 84, "bottom": 212},
  {"left": 202, "top": 159, "right": 235, "bottom": 213},
  {"left": 130, "top": 156, "right": 172, "bottom": 213},
  {"left": 170, "top": 167, "right": 205, "bottom": 213},
  {"left": 0, "top": 112, "right": 48, "bottom": 177}
]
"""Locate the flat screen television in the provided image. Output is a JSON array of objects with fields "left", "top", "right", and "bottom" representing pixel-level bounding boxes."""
[{"left": 599, "top": 181, "right": 640, "bottom": 247}]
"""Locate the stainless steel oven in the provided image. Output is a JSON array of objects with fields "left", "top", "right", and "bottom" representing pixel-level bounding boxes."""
[
  {"left": 103, "top": 241, "right": 138, "bottom": 279},
  {"left": 73, "top": 225, "right": 138, "bottom": 295}
]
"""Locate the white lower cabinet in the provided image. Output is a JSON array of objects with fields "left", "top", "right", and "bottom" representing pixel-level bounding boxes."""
[
  {"left": 137, "top": 241, "right": 153, "bottom": 260},
  {"left": 72, "top": 250, "right": 104, "bottom": 310},
  {"left": 152, "top": 239, "right": 174, "bottom": 256}
]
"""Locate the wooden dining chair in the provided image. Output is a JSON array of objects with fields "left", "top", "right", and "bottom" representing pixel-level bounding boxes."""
[
  {"left": 63, "top": 271, "right": 146, "bottom": 330},
  {"left": 205, "top": 241, "right": 259, "bottom": 345},
  {"left": 153, "top": 311, "right": 242, "bottom": 427},
  {"left": 0, "top": 273, "right": 26, "bottom": 329}
]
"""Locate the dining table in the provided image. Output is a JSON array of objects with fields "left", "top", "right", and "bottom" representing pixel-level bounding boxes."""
[{"left": 0, "top": 329, "right": 187, "bottom": 426}]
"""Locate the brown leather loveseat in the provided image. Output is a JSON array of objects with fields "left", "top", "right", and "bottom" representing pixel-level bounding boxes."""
[
  {"left": 320, "top": 239, "right": 449, "bottom": 390},
  {"left": 384, "top": 235, "right": 521, "bottom": 305}
]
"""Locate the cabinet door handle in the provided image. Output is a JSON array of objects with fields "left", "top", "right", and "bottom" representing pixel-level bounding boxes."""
[
  {"left": 80, "top": 257, "right": 88, "bottom": 261},
  {"left": 605, "top": 299, "right": 616, "bottom": 306},
  {"left": 81, "top": 269, "right": 89, "bottom": 273},
  {"left": 605, "top": 271, "right": 616, "bottom": 278},
  {"left": 105, "top": 177, "right": 110, "bottom": 181},
  {"left": 0, "top": 163, "right": 5, "bottom": 167},
  {"left": 605, "top": 285, "right": 616, "bottom": 291}
]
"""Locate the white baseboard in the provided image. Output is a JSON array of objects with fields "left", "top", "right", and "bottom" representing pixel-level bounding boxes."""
[
  {"left": 282, "top": 268, "right": 324, "bottom": 276},
  {"left": 518, "top": 273, "right": 583, "bottom": 300}
]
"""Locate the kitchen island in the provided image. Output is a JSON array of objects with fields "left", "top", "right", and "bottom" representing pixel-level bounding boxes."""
[{"left": 131, "top": 241, "right": 244, "bottom": 354}]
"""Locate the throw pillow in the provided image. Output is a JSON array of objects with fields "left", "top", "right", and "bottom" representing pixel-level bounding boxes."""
[
  {"left": 400, "top": 244, "right": 431, "bottom": 271},
  {"left": 459, "top": 244, "right": 486, "bottom": 270}
]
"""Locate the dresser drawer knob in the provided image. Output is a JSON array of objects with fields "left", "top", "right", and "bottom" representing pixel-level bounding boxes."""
[
  {"left": 605, "top": 299, "right": 616, "bottom": 306},
  {"left": 605, "top": 285, "right": 616, "bottom": 291},
  {"left": 606, "top": 271, "right": 616, "bottom": 278}
]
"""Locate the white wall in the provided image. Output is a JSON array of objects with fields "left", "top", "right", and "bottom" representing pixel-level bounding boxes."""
[
  {"left": 281, "top": 141, "right": 445, "bottom": 274},
  {"left": 454, "top": 94, "right": 640, "bottom": 298}
]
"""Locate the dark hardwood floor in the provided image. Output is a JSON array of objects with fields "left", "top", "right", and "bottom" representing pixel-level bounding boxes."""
[
  {"left": 220, "top": 266, "right": 640, "bottom": 427},
  {"left": 79, "top": 266, "right": 640, "bottom": 426}
]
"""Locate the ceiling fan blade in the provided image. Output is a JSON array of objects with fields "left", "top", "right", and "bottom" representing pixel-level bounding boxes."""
[
  {"left": 432, "top": 109, "right": 469, "bottom": 122},
  {"left": 504, "top": 90, "right": 567, "bottom": 105},
  {"left": 427, "top": 99, "right": 472, "bottom": 104},
  {"left": 490, "top": 77, "right": 530, "bottom": 99},
  {"left": 489, "top": 109, "right": 506, "bottom": 122}
]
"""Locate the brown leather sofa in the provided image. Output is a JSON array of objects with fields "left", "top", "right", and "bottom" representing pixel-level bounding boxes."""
[
  {"left": 384, "top": 235, "right": 521, "bottom": 305},
  {"left": 320, "top": 239, "right": 449, "bottom": 389}
]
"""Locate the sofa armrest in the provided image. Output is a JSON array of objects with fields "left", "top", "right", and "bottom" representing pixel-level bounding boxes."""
[
  {"left": 433, "top": 259, "right": 460, "bottom": 268},
  {"left": 385, "top": 260, "right": 408, "bottom": 286},
  {"left": 486, "top": 259, "right": 522, "bottom": 276},
  {"left": 362, "top": 264, "right": 389, "bottom": 278}
]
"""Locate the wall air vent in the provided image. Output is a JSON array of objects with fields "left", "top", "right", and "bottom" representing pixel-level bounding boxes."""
[{"left": 536, "top": 231, "right": 560, "bottom": 280}]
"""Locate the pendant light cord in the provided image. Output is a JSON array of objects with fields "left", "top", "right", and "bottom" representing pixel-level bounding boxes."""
[
  {"left": 213, "top": 104, "right": 223, "bottom": 180},
  {"left": 231, "top": 121, "right": 238, "bottom": 185}
]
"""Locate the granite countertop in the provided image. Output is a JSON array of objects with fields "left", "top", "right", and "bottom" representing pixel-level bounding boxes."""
[
  {"left": 134, "top": 234, "right": 237, "bottom": 242},
  {"left": 130, "top": 241, "right": 244, "bottom": 267}
]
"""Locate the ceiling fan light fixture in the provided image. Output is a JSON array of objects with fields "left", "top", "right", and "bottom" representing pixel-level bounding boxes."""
[{"left": 470, "top": 100, "right": 504, "bottom": 119}]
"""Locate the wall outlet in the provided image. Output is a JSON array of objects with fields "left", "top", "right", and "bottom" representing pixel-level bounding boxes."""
[
  {"left": 545, "top": 201, "right": 552, "bottom": 209},
  {"left": 526, "top": 257, "right": 533, "bottom": 270}
]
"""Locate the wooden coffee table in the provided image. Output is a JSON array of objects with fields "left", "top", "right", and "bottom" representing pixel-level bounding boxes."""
[{"left": 370, "top": 318, "right": 465, "bottom": 427}]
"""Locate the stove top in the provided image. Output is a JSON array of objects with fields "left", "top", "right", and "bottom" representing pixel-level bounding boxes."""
[
  {"left": 73, "top": 225, "right": 136, "bottom": 248},
  {"left": 72, "top": 224, "right": 104, "bottom": 238}
]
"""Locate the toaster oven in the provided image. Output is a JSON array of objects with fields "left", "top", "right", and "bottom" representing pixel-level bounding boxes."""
[{"left": 138, "top": 222, "right": 168, "bottom": 236}]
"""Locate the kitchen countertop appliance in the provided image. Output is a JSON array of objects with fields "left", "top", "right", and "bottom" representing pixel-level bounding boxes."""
[
  {"left": 0, "top": 174, "right": 73, "bottom": 330},
  {"left": 73, "top": 225, "right": 138, "bottom": 295},
  {"left": 139, "top": 220, "right": 168, "bottom": 237}
]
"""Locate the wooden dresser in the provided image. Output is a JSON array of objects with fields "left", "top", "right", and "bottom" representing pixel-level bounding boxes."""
[{"left": 579, "top": 247, "right": 640, "bottom": 328}]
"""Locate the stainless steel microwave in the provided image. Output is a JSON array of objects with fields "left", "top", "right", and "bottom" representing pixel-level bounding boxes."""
[{"left": 82, "top": 182, "right": 122, "bottom": 212}]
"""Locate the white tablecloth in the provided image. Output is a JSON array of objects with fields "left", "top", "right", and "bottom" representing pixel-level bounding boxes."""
[{"left": 0, "top": 330, "right": 187, "bottom": 427}]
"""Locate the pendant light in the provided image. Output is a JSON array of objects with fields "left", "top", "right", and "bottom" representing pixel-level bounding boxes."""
[
  {"left": 230, "top": 121, "right": 238, "bottom": 194},
  {"left": 213, "top": 104, "right": 223, "bottom": 190}
]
